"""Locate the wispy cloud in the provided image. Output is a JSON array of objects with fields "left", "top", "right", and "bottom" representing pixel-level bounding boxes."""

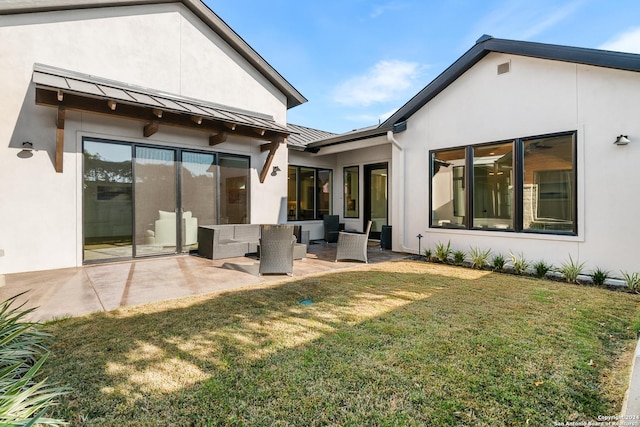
[
  {"left": 471, "top": 0, "right": 584, "bottom": 42},
  {"left": 599, "top": 27, "right": 640, "bottom": 54},
  {"left": 332, "top": 60, "right": 425, "bottom": 107},
  {"left": 370, "top": 2, "right": 406, "bottom": 19},
  {"left": 519, "top": 1, "right": 583, "bottom": 39}
]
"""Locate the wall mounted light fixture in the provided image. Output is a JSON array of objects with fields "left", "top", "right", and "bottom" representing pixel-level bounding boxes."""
[
  {"left": 271, "top": 166, "right": 281, "bottom": 176},
  {"left": 614, "top": 135, "right": 630, "bottom": 145},
  {"left": 17, "top": 141, "right": 34, "bottom": 159}
]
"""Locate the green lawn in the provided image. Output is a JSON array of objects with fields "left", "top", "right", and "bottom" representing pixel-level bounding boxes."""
[{"left": 43, "top": 261, "right": 640, "bottom": 426}]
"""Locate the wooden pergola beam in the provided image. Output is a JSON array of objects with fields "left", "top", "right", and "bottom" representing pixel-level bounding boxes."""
[{"left": 55, "top": 106, "right": 65, "bottom": 173}]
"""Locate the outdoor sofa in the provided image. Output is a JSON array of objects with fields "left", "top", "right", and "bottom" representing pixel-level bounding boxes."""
[{"left": 198, "top": 224, "right": 306, "bottom": 260}]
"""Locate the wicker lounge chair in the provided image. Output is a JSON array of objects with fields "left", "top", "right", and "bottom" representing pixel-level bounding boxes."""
[
  {"left": 323, "top": 215, "right": 340, "bottom": 243},
  {"left": 259, "top": 225, "right": 296, "bottom": 275},
  {"left": 335, "top": 221, "right": 372, "bottom": 263}
]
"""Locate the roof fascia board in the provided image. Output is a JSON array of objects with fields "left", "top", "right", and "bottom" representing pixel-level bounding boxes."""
[
  {"left": 1, "top": 0, "right": 307, "bottom": 109},
  {"left": 381, "top": 36, "right": 640, "bottom": 128},
  {"left": 307, "top": 125, "right": 393, "bottom": 150}
]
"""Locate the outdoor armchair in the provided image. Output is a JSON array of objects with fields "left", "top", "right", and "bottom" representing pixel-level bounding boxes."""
[
  {"left": 335, "top": 220, "right": 372, "bottom": 263},
  {"left": 323, "top": 215, "right": 340, "bottom": 243},
  {"left": 259, "top": 225, "right": 296, "bottom": 275}
]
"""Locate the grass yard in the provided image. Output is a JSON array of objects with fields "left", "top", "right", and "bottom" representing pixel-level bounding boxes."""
[{"left": 42, "top": 261, "right": 640, "bottom": 426}]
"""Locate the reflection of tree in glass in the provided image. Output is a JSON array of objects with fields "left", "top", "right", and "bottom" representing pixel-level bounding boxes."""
[{"left": 84, "top": 152, "right": 132, "bottom": 183}]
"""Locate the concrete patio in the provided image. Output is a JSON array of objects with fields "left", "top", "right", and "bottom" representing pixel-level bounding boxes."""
[{"left": 0, "top": 241, "right": 409, "bottom": 321}]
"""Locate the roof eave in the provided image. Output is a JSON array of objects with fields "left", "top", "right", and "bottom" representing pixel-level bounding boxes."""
[
  {"left": 381, "top": 36, "right": 640, "bottom": 128},
  {"left": 0, "top": 0, "right": 307, "bottom": 109}
]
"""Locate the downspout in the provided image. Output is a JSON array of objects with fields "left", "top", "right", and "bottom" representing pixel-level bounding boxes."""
[{"left": 386, "top": 130, "right": 417, "bottom": 254}]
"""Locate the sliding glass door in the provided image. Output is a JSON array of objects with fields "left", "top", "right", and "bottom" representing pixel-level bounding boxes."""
[
  {"left": 83, "top": 140, "right": 133, "bottom": 261},
  {"left": 83, "top": 138, "right": 249, "bottom": 263},
  {"left": 134, "top": 146, "right": 178, "bottom": 257}
]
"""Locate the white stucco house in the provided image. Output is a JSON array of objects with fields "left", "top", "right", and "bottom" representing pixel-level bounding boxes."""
[
  {"left": 2, "top": 0, "right": 639, "bottom": 277},
  {"left": 0, "top": 0, "right": 306, "bottom": 274},
  {"left": 298, "top": 35, "right": 640, "bottom": 274}
]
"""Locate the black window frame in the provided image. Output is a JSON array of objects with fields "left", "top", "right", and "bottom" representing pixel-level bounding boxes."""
[
  {"left": 287, "top": 165, "right": 333, "bottom": 221},
  {"left": 429, "top": 130, "right": 577, "bottom": 236}
]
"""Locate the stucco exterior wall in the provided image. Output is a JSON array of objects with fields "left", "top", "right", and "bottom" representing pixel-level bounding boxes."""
[
  {"left": 0, "top": 4, "right": 289, "bottom": 274},
  {"left": 394, "top": 52, "right": 640, "bottom": 273}
]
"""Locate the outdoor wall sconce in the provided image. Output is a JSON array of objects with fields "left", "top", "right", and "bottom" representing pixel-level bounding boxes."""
[
  {"left": 18, "top": 141, "right": 34, "bottom": 158},
  {"left": 614, "top": 135, "right": 630, "bottom": 145},
  {"left": 271, "top": 166, "right": 281, "bottom": 176}
]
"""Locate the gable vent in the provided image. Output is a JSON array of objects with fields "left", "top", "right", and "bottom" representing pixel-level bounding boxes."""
[{"left": 497, "top": 61, "right": 510, "bottom": 75}]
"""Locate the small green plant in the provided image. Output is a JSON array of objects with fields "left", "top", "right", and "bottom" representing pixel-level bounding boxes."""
[
  {"left": 622, "top": 271, "right": 640, "bottom": 293},
  {"left": 492, "top": 254, "right": 506, "bottom": 271},
  {"left": 591, "top": 267, "right": 610, "bottom": 287},
  {"left": 510, "top": 252, "right": 530, "bottom": 275},
  {"left": 424, "top": 249, "right": 432, "bottom": 260},
  {"left": 559, "top": 254, "right": 585, "bottom": 283},
  {"left": 0, "top": 293, "right": 68, "bottom": 426},
  {"left": 469, "top": 247, "right": 491, "bottom": 269},
  {"left": 453, "top": 250, "right": 466, "bottom": 265},
  {"left": 533, "top": 260, "right": 552, "bottom": 279},
  {"left": 434, "top": 241, "right": 452, "bottom": 263}
]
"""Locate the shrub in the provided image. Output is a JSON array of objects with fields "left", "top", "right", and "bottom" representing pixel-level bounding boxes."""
[
  {"left": 533, "top": 260, "right": 553, "bottom": 279},
  {"left": 622, "top": 271, "right": 640, "bottom": 293},
  {"left": 424, "top": 249, "right": 432, "bottom": 260},
  {"left": 469, "top": 247, "right": 491, "bottom": 270},
  {"left": 591, "top": 267, "right": 610, "bottom": 287},
  {"left": 434, "top": 241, "right": 452, "bottom": 263},
  {"left": 559, "top": 254, "right": 585, "bottom": 283},
  {"left": 510, "top": 252, "right": 530, "bottom": 275},
  {"left": 453, "top": 250, "right": 466, "bottom": 265},
  {"left": 492, "top": 254, "right": 506, "bottom": 271},
  {"left": 0, "top": 294, "right": 68, "bottom": 426}
]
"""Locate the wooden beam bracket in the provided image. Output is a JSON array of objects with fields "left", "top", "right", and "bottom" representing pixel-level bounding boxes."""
[
  {"left": 55, "top": 106, "right": 65, "bottom": 173},
  {"left": 209, "top": 132, "right": 227, "bottom": 146},
  {"left": 144, "top": 120, "right": 160, "bottom": 138},
  {"left": 259, "top": 140, "right": 280, "bottom": 183}
]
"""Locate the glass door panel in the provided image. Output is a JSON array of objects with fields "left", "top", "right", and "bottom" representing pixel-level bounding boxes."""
[
  {"left": 83, "top": 140, "right": 133, "bottom": 262},
  {"left": 181, "top": 151, "right": 217, "bottom": 252},
  {"left": 134, "top": 146, "right": 178, "bottom": 257},
  {"left": 365, "top": 163, "right": 388, "bottom": 239},
  {"left": 219, "top": 155, "right": 250, "bottom": 224}
]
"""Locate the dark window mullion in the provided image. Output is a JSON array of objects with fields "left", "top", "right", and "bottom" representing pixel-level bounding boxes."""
[
  {"left": 465, "top": 146, "right": 474, "bottom": 230},
  {"left": 513, "top": 139, "right": 524, "bottom": 232}
]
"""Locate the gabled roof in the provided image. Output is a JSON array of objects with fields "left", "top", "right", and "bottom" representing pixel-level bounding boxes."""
[
  {"left": 381, "top": 35, "right": 640, "bottom": 127},
  {"left": 0, "top": 0, "right": 307, "bottom": 109}
]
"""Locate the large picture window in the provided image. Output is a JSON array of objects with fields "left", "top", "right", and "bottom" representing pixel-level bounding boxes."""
[
  {"left": 430, "top": 131, "right": 576, "bottom": 235},
  {"left": 288, "top": 165, "right": 333, "bottom": 220}
]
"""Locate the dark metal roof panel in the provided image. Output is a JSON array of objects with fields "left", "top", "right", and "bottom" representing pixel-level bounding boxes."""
[{"left": 286, "top": 123, "right": 337, "bottom": 149}]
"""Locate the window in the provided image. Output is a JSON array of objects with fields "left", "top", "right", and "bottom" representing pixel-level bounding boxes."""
[
  {"left": 344, "top": 166, "right": 359, "bottom": 218},
  {"left": 473, "top": 142, "right": 514, "bottom": 230},
  {"left": 431, "top": 148, "right": 466, "bottom": 228},
  {"left": 288, "top": 165, "right": 333, "bottom": 220},
  {"left": 523, "top": 134, "right": 575, "bottom": 232},
  {"left": 430, "top": 131, "right": 576, "bottom": 235}
]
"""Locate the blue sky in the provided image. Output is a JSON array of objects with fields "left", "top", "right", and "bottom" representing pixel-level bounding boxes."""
[{"left": 208, "top": 0, "right": 640, "bottom": 134}]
